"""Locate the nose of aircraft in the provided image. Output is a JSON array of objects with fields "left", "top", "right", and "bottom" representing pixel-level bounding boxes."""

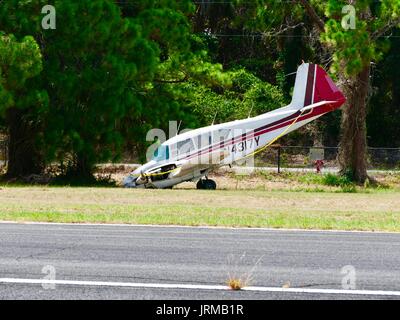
[
  {"left": 123, "top": 161, "right": 157, "bottom": 188},
  {"left": 123, "top": 174, "right": 137, "bottom": 188}
]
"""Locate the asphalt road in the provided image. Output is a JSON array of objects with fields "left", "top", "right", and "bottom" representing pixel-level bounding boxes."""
[{"left": 0, "top": 222, "right": 400, "bottom": 300}]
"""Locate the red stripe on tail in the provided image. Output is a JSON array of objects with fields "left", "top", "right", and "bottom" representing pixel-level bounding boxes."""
[{"left": 312, "top": 65, "right": 346, "bottom": 110}]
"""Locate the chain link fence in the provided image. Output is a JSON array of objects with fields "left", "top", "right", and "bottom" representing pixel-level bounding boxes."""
[
  {"left": 254, "top": 145, "right": 400, "bottom": 171},
  {"left": 0, "top": 134, "right": 398, "bottom": 172}
]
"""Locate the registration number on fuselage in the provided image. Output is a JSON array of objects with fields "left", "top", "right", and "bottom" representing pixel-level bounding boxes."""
[{"left": 231, "top": 137, "right": 260, "bottom": 153}]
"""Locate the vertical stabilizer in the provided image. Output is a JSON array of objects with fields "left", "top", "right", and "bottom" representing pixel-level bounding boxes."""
[{"left": 290, "top": 62, "right": 346, "bottom": 110}]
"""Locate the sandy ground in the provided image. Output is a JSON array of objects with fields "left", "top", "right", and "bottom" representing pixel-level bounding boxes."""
[{"left": 96, "top": 164, "right": 400, "bottom": 191}]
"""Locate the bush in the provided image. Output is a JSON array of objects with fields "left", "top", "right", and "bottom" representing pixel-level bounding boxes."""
[{"left": 323, "top": 173, "right": 353, "bottom": 187}]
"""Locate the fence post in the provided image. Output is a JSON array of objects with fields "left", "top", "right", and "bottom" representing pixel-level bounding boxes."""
[{"left": 277, "top": 145, "right": 281, "bottom": 174}]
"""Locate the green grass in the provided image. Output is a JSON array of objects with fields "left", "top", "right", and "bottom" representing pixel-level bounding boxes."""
[
  {"left": 0, "top": 187, "right": 399, "bottom": 232},
  {"left": 244, "top": 171, "right": 399, "bottom": 193}
]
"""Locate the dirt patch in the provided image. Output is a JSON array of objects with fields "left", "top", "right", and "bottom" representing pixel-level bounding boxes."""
[{"left": 100, "top": 165, "right": 400, "bottom": 191}]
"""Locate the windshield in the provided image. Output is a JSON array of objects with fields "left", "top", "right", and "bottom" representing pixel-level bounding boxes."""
[
  {"left": 152, "top": 145, "right": 170, "bottom": 162},
  {"left": 177, "top": 138, "right": 195, "bottom": 155}
]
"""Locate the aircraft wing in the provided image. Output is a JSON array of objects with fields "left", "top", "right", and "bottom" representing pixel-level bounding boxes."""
[{"left": 169, "top": 149, "right": 230, "bottom": 179}]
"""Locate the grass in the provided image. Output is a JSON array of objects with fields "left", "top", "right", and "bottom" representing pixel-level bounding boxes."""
[
  {"left": 0, "top": 187, "right": 399, "bottom": 232},
  {"left": 225, "top": 170, "right": 400, "bottom": 193}
]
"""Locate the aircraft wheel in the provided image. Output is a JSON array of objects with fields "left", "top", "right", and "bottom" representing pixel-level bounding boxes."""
[
  {"left": 197, "top": 179, "right": 216, "bottom": 190},
  {"left": 204, "top": 179, "right": 216, "bottom": 190},
  {"left": 196, "top": 180, "right": 204, "bottom": 190}
]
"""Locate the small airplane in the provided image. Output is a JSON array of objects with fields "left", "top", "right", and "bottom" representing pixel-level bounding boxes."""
[{"left": 123, "top": 62, "right": 346, "bottom": 189}]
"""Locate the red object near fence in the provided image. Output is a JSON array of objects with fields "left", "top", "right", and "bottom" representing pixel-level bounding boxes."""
[{"left": 314, "top": 159, "right": 324, "bottom": 173}]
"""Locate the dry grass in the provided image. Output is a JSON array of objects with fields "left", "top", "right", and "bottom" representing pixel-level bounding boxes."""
[
  {"left": 0, "top": 186, "right": 398, "bottom": 213},
  {"left": 107, "top": 166, "right": 400, "bottom": 192},
  {"left": 225, "top": 253, "right": 263, "bottom": 290},
  {"left": 227, "top": 278, "right": 247, "bottom": 291},
  {"left": 0, "top": 184, "right": 399, "bottom": 231}
]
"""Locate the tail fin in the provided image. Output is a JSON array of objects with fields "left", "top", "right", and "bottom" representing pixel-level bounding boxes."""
[{"left": 290, "top": 62, "right": 346, "bottom": 110}]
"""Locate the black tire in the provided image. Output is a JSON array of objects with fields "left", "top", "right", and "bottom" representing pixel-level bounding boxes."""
[
  {"left": 196, "top": 179, "right": 205, "bottom": 190},
  {"left": 202, "top": 179, "right": 217, "bottom": 190}
]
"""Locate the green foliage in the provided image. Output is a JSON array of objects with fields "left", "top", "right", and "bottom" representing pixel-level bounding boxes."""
[
  {"left": 0, "top": 0, "right": 399, "bottom": 180},
  {"left": 173, "top": 68, "right": 285, "bottom": 126},
  {"left": 297, "top": 173, "right": 326, "bottom": 184},
  {"left": 368, "top": 30, "right": 400, "bottom": 147},
  {"left": 323, "top": 172, "right": 353, "bottom": 187},
  {"left": 0, "top": 0, "right": 224, "bottom": 174},
  {"left": 321, "top": 0, "right": 400, "bottom": 75},
  {"left": 0, "top": 33, "right": 43, "bottom": 113}
]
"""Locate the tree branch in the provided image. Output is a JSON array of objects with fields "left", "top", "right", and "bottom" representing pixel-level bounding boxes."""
[
  {"left": 297, "top": 0, "right": 325, "bottom": 33},
  {"left": 372, "top": 17, "right": 400, "bottom": 40},
  {"left": 153, "top": 74, "right": 189, "bottom": 84},
  {"left": 264, "top": 22, "right": 305, "bottom": 37}
]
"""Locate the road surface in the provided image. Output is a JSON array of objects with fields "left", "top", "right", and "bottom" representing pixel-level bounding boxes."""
[{"left": 0, "top": 222, "right": 400, "bottom": 300}]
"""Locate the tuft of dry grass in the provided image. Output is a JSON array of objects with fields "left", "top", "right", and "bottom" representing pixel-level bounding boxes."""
[
  {"left": 227, "top": 278, "right": 247, "bottom": 291},
  {"left": 225, "top": 253, "right": 263, "bottom": 291}
]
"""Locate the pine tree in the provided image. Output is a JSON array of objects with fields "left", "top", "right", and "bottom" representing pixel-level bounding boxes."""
[{"left": 0, "top": 33, "right": 46, "bottom": 177}]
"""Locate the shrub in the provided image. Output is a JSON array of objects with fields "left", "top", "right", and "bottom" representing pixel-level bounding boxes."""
[{"left": 323, "top": 173, "right": 352, "bottom": 187}]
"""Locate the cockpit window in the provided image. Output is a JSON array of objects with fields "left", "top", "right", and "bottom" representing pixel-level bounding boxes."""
[
  {"left": 195, "top": 133, "right": 212, "bottom": 150},
  {"left": 152, "top": 145, "right": 170, "bottom": 161},
  {"left": 213, "top": 129, "right": 231, "bottom": 143},
  {"left": 177, "top": 138, "right": 195, "bottom": 155}
]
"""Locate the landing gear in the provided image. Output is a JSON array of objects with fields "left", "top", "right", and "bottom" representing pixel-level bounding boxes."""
[{"left": 196, "top": 178, "right": 217, "bottom": 190}]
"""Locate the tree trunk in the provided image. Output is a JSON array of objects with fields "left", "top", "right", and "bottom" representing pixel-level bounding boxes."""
[
  {"left": 6, "top": 108, "right": 43, "bottom": 178},
  {"left": 338, "top": 65, "right": 370, "bottom": 183},
  {"left": 74, "top": 153, "right": 93, "bottom": 178},
  {"left": 63, "top": 152, "right": 94, "bottom": 181}
]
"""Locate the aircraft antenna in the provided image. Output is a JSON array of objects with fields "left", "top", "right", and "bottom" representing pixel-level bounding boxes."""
[
  {"left": 248, "top": 102, "right": 254, "bottom": 118},
  {"left": 177, "top": 120, "right": 182, "bottom": 135},
  {"left": 211, "top": 111, "right": 218, "bottom": 126}
]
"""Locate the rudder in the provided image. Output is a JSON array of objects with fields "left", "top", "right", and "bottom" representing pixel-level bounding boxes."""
[{"left": 290, "top": 62, "right": 345, "bottom": 110}]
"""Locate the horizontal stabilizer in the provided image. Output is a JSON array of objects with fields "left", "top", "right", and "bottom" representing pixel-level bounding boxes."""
[{"left": 299, "top": 100, "right": 337, "bottom": 113}]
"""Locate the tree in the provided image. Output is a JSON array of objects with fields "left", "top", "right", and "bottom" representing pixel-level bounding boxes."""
[
  {"left": 117, "top": 1, "right": 233, "bottom": 161},
  {"left": 0, "top": 1, "right": 149, "bottom": 178},
  {"left": 306, "top": 0, "right": 400, "bottom": 182},
  {"left": 1, "top": 0, "right": 232, "bottom": 177},
  {"left": 368, "top": 30, "right": 400, "bottom": 148},
  {"left": 235, "top": 0, "right": 400, "bottom": 182},
  {"left": 0, "top": 33, "right": 47, "bottom": 177}
]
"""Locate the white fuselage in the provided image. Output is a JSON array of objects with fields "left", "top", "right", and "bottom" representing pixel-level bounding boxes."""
[{"left": 123, "top": 104, "right": 322, "bottom": 189}]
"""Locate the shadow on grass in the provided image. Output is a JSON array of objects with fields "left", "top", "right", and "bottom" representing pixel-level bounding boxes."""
[
  {"left": 0, "top": 173, "right": 117, "bottom": 188},
  {"left": 50, "top": 173, "right": 117, "bottom": 187}
]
